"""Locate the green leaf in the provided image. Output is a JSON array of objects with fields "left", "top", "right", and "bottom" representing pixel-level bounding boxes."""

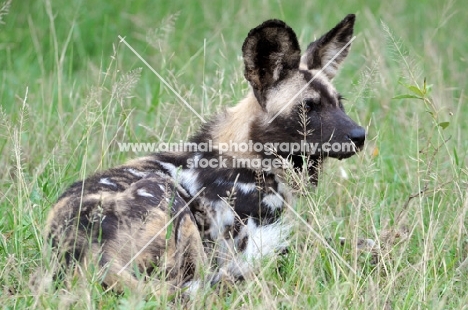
[
  {"left": 438, "top": 121, "right": 450, "bottom": 129},
  {"left": 392, "top": 94, "right": 423, "bottom": 100},
  {"left": 453, "top": 147, "right": 459, "bottom": 166},
  {"left": 426, "top": 110, "right": 435, "bottom": 117},
  {"left": 408, "top": 85, "right": 425, "bottom": 97}
]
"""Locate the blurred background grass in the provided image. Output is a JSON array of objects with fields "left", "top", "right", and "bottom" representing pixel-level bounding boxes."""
[{"left": 1, "top": 0, "right": 467, "bottom": 308}]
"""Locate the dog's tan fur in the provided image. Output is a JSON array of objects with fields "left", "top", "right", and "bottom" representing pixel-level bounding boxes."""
[{"left": 212, "top": 92, "right": 263, "bottom": 148}]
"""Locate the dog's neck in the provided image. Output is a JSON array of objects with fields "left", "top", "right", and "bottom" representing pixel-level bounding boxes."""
[
  {"left": 211, "top": 91, "right": 262, "bottom": 147},
  {"left": 190, "top": 91, "right": 262, "bottom": 160}
]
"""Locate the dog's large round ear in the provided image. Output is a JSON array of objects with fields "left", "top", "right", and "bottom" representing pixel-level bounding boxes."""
[{"left": 242, "top": 20, "right": 301, "bottom": 106}]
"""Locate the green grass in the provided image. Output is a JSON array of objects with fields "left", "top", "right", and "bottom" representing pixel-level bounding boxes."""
[{"left": 1, "top": 0, "right": 468, "bottom": 308}]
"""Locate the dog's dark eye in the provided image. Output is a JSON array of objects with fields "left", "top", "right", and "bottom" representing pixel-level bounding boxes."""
[
  {"left": 302, "top": 98, "right": 320, "bottom": 113},
  {"left": 338, "top": 95, "right": 345, "bottom": 110}
]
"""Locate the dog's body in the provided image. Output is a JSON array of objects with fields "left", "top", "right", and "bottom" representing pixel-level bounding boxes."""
[{"left": 46, "top": 14, "right": 365, "bottom": 293}]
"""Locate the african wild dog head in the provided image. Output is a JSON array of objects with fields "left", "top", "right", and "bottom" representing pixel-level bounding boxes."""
[{"left": 240, "top": 14, "right": 365, "bottom": 181}]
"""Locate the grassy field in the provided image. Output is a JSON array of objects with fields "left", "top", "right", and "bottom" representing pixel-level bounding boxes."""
[{"left": 1, "top": 0, "right": 467, "bottom": 308}]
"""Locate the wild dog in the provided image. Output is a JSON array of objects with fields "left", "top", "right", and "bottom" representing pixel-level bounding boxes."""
[{"left": 46, "top": 14, "right": 365, "bottom": 294}]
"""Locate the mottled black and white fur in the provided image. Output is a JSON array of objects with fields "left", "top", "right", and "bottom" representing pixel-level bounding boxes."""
[{"left": 46, "top": 14, "right": 365, "bottom": 294}]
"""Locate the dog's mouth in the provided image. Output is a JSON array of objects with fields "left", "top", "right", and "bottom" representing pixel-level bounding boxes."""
[
  {"left": 289, "top": 147, "right": 359, "bottom": 166},
  {"left": 334, "top": 151, "right": 358, "bottom": 160},
  {"left": 287, "top": 146, "right": 361, "bottom": 184},
  {"left": 320, "top": 142, "right": 363, "bottom": 161}
]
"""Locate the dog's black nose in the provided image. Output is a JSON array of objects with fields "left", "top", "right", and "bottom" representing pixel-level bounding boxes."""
[{"left": 347, "top": 127, "right": 366, "bottom": 148}]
